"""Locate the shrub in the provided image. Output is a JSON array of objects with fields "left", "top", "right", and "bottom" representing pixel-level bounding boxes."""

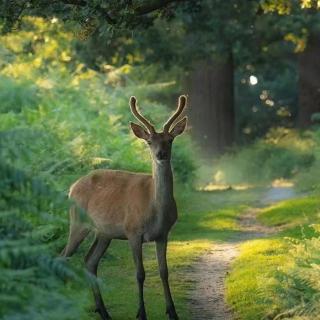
[
  {"left": 0, "top": 76, "right": 39, "bottom": 113},
  {"left": 0, "top": 161, "right": 86, "bottom": 320},
  {"left": 213, "top": 127, "right": 314, "bottom": 185},
  {"left": 0, "top": 17, "right": 197, "bottom": 319},
  {"left": 295, "top": 128, "right": 320, "bottom": 191},
  {"left": 0, "top": 17, "right": 197, "bottom": 188},
  {"left": 273, "top": 228, "right": 320, "bottom": 320}
]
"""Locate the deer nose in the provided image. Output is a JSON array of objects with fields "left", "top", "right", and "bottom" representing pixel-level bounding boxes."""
[{"left": 156, "top": 151, "right": 168, "bottom": 160}]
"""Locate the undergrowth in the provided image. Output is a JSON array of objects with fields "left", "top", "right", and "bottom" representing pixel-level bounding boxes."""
[
  {"left": 227, "top": 195, "right": 320, "bottom": 320},
  {"left": 212, "top": 127, "right": 317, "bottom": 187},
  {"left": 0, "top": 17, "right": 196, "bottom": 319}
]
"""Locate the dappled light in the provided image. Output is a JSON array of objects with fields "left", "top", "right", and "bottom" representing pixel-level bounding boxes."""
[
  {"left": 249, "top": 75, "right": 258, "bottom": 85},
  {"left": 271, "top": 178, "right": 294, "bottom": 188},
  {"left": 199, "top": 183, "right": 253, "bottom": 191}
]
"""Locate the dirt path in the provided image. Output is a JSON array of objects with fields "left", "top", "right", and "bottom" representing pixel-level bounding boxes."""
[{"left": 188, "top": 187, "right": 295, "bottom": 320}]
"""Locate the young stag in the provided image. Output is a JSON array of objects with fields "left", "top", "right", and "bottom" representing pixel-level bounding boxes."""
[{"left": 61, "top": 95, "right": 188, "bottom": 320}]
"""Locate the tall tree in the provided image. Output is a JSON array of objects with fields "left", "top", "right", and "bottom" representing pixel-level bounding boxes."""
[
  {"left": 298, "top": 33, "right": 320, "bottom": 127},
  {"left": 261, "top": 0, "right": 320, "bottom": 127},
  {"left": 181, "top": 0, "right": 259, "bottom": 155},
  {"left": 187, "top": 56, "right": 235, "bottom": 154}
]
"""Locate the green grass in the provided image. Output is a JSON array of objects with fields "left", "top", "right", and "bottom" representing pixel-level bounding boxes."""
[
  {"left": 227, "top": 239, "right": 290, "bottom": 320},
  {"left": 258, "top": 196, "right": 320, "bottom": 227},
  {"left": 226, "top": 194, "right": 320, "bottom": 320},
  {"left": 259, "top": 196, "right": 320, "bottom": 238},
  {"left": 64, "top": 188, "right": 264, "bottom": 320}
]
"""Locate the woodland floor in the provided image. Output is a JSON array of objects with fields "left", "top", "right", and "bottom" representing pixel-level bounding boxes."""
[{"left": 188, "top": 187, "right": 296, "bottom": 320}]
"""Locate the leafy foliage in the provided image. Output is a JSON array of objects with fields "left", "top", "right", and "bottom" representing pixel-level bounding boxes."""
[
  {"left": 212, "top": 127, "right": 314, "bottom": 185},
  {"left": 73, "top": 0, "right": 320, "bottom": 147},
  {"left": 0, "top": 160, "right": 85, "bottom": 320},
  {"left": 235, "top": 62, "right": 298, "bottom": 143},
  {"left": 0, "top": 17, "right": 196, "bottom": 319},
  {"left": 227, "top": 196, "right": 320, "bottom": 320},
  {"left": 0, "top": 0, "right": 191, "bottom": 35},
  {"left": 0, "top": 17, "right": 196, "bottom": 185},
  {"left": 295, "top": 128, "right": 320, "bottom": 191},
  {"left": 273, "top": 233, "right": 320, "bottom": 320}
]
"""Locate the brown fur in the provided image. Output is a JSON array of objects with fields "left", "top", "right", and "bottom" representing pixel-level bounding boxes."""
[{"left": 69, "top": 169, "right": 157, "bottom": 239}]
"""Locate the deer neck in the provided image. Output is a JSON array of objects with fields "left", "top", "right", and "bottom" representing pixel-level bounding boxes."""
[{"left": 152, "top": 160, "right": 174, "bottom": 208}]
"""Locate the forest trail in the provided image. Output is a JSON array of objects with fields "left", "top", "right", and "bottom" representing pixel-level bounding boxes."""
[{"left": 188, "top": 187, "right": 296, "bottom": 320}]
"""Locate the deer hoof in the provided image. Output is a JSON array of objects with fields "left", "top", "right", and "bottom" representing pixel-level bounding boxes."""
[
  {"left": 136, "top": 307, "right": 147, "bottom": 320},
  {"left": 95, "top": 307, "right": 112, "bottom": 320},
  {"left": 166, "top": 307, "right": 179, "bottom": 320}
]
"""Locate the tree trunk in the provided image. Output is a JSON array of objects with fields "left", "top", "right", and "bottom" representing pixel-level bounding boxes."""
[
  {"left": 298, "top": 34, "right": 320, "bottom": 128},
  {"left": 187, "top": 52, "right": 235, "bottom": 156}
]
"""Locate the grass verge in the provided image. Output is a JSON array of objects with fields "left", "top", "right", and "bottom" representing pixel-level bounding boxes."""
[{"left": 226, "top": 194, "right": 320, "bottom": 320}]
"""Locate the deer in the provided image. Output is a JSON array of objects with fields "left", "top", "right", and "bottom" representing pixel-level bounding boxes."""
[{"left": 60, "top": 95, "right": 188, "bottom": 320}]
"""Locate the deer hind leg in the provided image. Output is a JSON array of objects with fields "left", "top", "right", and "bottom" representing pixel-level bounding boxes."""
[
  {"left": 129, "top": 236, "right": 147, "bottom": 320},
  {"left": 156, "top": 239, "right": 179, "bottom": 320},
  {"left": 85, "top": 235, "right": 112, "bottom": 320},
  {"left": 60, "top": 206, "right": 90, "bottom": 257}
]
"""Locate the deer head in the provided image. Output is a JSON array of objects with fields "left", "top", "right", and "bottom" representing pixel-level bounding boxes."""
[{"left": 130, "top": 96, "right": 187, "bottom": 162}]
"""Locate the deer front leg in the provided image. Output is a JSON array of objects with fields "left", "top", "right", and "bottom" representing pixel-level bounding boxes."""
[
  {"left": 129, "top": 236, "right": 147, "bottom": 320},
  {"left": 85, "top": 236, "right": 112, "bottom": 320},
  {"left": 156, "top": 239, "right": 179, "bottom": 320}
]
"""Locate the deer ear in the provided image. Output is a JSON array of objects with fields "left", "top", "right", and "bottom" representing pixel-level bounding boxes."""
[
  {"left": 170, "top": 117, "right": 187, "bottom": 137},
  {"left": 130, "top": 122, "right": 150, "bottom": 140}
]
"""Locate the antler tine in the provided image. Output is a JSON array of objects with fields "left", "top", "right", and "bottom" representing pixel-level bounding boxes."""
[
  {"left": 129, "top": 96, "right": 155, "bottom": 133},
  {"left": 163, "top": 95, "right": 187, "bottom": 132}
]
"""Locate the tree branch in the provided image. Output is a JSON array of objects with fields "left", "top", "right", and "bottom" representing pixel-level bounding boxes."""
[
  {"left": 58, "top": 0, "right": 116, "bottom": 24},
  {"left": 59, "top": 0, "right": 87, "bottom": 5},
  {"left": 133, "top": 0, "right": 186, "bottom": 15},
  {"left": 58, "top": 0, "right": 186, "bottom": 25},
  {"left": 60, "top": 0, "right": 186, "bottom": 16}
]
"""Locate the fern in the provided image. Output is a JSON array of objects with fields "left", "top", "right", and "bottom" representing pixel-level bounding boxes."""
[
  {"left": 273, "top": 230, "right": 320, "bottom": 319},
  {"left": 0, "top": 17, "right": 197, "bottom": 319},
  {"left": 0, "top": 159, "right": 85, "bottom": 319}
]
